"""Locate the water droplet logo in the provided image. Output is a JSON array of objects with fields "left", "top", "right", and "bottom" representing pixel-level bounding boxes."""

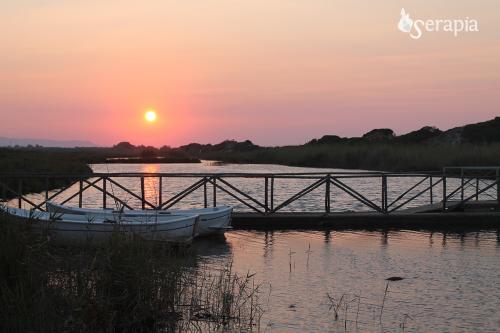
[{"left": 398, "top": 8, "right": 413, "bottom": 33}]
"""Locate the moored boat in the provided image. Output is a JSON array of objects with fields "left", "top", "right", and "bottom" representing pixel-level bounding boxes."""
[
  {"left": 1, "top": 206, "right": 198, "bottom": 245},
  {"left": 46, "top": 202, "right": 233, "bottom": 237}
]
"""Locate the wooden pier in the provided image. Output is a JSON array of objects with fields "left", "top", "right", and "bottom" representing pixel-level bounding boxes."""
[
  {"left": 232, "top": 207, "right": 500, "bottom": 230},
  {"left": 1, "top": 167, "right": 499, "bottom": 230}
]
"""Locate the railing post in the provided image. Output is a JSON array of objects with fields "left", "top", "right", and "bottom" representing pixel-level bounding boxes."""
[
  {"left": 460, "top": 168, "right": 464, "bottom": 201},
  {"left": 102, "top": 177, "right": 107, "bottom": 209},
  {"left": 429, "top": 176, "right": 433, "bottom": 205},
  {"left": 270, "top": 176, "right": 274, "bottom": 212},
  {"left": 442, "top": 175, "right": 447, "bottom": 212},
  {"left": 18, "top": 178, "right": 22, "bottom": 208},
  {"left": 382, "top": 174, "right": 387, "bottom": 213},
  {"left": 212, "top": 176, "right": 217, "bottom": 207},
  {"left": 265, "top": 176, "right": 269, "bottom": 213},
  {"left": 325, "top": 175, "right": 331, "bottom": 213},
  {"left": 203, "top": 177, "right": 208, "bottom": 208},
  {"left": 497, "top": 169, "right": 500, "bottom": 209},
  {"left": 140, "top": 176, "right": 145, "bottom": 210},
  {"left": 78, "top": 178, "right": 83, "bottom": 208},
  {"left": 45, "top": 177, "right": 49, "bottom": 201},
  {"left": 1, "top": 181, "right": 5, "bottom": 202},
  {"left": 476, "top": 178, "right": 479, "bottom": 201},
  {"left": 158, "top": 176, "right": 162, "bottom": 209}
]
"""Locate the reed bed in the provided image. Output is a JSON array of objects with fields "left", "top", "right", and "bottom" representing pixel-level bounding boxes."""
[
  {"left": 0, "top": 148, "right": 92, "bottom": 200},
  {"left": 0, "top": 211, "right": 262, "bottom": 332},
  {"left": 199, "top": 143, "right": 500, "bottom": 172}
]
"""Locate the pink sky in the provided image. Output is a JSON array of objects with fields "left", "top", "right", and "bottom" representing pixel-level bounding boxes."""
[{"left": 0, "top": 1, "right": 499, "bottom": 146}]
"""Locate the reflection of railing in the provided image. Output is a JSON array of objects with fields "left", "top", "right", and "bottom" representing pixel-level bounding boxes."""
[{"left": 0, "top": 168, "right": 498, "bottom": 214}]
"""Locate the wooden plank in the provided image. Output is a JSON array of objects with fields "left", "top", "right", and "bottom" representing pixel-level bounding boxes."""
[
  {"left": 1, "top": 169, "right": 499, "bottom": 218},
  {"left": 325, "top": 175, "right": 330, "bottom": 213},
  {"left": 78, "top": 178, "right": 83, "bottom": 208},
  {"left": 497, "top": 169, "right": 500, "bottom": 207},
  {"left": 265, "top": 177, "right": 269, "bottom": 212},
  {"left": 213, "top": 176, "right": 217, "bottom": 207},
  {"left": 18, "top": 179, "right": 22, "bottom": 208},
  {"left": 140, "top": 176, "right": 145, "bottom": 210},
  {"left": 102, "top": 177, "right": 107, "bottom": 209},
  {"left": 203, "top": 177, "right": 208, "bottom": 208},
  {"left": 158, "top": 176, "right": 162, "bottom": 208},
  {"left": 106, "top": 178, "right": 156, "bottom": 209},
  {"left": 231, "top": 211, "right": 500, "bottom": 230}
]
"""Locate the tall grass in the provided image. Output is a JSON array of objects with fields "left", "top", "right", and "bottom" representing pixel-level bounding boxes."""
[
  {"left": 0, "top": 212, "right": 262, "bottom": 332},
  {"left": 0, "top": 148, "right": 93, "bottom": 200},
  {"left": 201, "top": 143, "right": 500, "bottom": 172}
]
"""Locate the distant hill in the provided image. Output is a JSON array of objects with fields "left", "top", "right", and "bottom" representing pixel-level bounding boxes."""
[
  {"left": 0, "top": 137, "right": 97, "bottom": 148},
  {"left": 172, "top": 116, "right": 500, "bottom": 171},
  {"left": 174, "top": 117, "right": 500, "bottom": 161},
  {"left": 454, "top": 117, "right": 500, "bottom": 144},
  {"left": 179, "top": 140, "right": 260, "bottom": 157},
  {"left": 395, "top": 126, "right": 442, "bottom": 144},
  {"left": 305, "top": 117, "right": 500, "bottom": 145}
]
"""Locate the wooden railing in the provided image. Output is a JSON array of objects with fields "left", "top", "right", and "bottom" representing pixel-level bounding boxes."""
[{"left": 0, "top": 168, "right": 498, "bottom": 214}]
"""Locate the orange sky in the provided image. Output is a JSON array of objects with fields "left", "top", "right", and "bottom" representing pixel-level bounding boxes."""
[{"left": 0, "top": 1, "right": 499, "bottom": 146}]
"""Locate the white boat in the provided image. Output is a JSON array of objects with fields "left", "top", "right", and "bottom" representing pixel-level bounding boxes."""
[
  {"left": 46, "top": 202, "right": 233, "bottom": 237},
  {"left": 169, "top": 206, "right": 233, "bottom": 236},
  {"left": 1, "top": 206, "right": 198, "bottom": 245}
]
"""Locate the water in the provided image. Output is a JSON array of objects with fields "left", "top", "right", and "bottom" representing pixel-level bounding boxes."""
[
  {"left": 10, "top": 162, "right": 500, "bottom": 331},
  {"left": 193, "top": 229, "right": 500, "bottom": 332}
]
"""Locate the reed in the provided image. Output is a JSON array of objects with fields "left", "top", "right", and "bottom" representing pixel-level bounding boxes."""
[
  {"left": 196, "top": 142, "right": 500, "bottom": 172},
  {"left": 0, "top": 148, "right": 92, "bottom": 200},
  {"left": 0, "top": 212, "right": 262, "bottom": 332}
]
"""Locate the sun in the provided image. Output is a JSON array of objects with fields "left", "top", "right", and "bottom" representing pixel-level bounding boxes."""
[{"left": 144, "top": 110, "right": 157, "bottom": 122}]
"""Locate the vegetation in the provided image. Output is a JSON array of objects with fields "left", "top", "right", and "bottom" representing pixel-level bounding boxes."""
[
  {"left": 461, "top": 116, "right": 500, "bottom": 143},
  {"left": 0, "top": 144, "right": 259, "bottom": 332},
  {"left": 0, "top": 144, "right": 199, "bottom": 168},
  {"left": 0, "top": 144, "right": 199, "bottom": 200},
  {"left": 101, "top": 142, "right": 200, "bottom": 164},
  {"left": 1, "top": 117, "right": 499, "bottom": 176},
  {"left": 188, "top": 142, "right": 500, "bottom": 172},
  {"left": 0, "top": 148, "right": 93, "bottom": 200},
  {"left": 176, "top": 117, "right": 500, "bottom": 171},
  {"left": 0, "top": 147, "right": 92, "bottom": 174},
  {"left": 0, "top": 212, "right": 263, "bottom": 332}
]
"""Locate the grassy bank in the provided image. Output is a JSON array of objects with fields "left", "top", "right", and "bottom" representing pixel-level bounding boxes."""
[
  {"left": 0, "top": 212, "right": 262, "bottom": 332},
  {"left": 0, "top": 145, "right": 200, "bottom": 201},
  {"left": 195, "top": 143, "right": 500, "bottom": 172},
  {"left": 0, "top": 148, "right": 93, "bottom": 200},
  {"left": 0, "top": 148, "right": 92, "bottom": 174}
]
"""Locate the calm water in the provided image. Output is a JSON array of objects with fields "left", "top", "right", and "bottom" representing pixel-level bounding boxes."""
[
  {"left": 193, "top": 229, "right": 500, "bottom": 332},
  {"left": 12, "top": 162, "right": 500, "bottom": 331}
]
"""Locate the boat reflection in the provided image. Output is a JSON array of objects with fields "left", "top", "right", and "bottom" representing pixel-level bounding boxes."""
[{"left": 191, "top": 235, "right": 231, "bottom": 258}]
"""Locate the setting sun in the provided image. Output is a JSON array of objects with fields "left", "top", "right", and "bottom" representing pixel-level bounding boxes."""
[{"left": 144, "top": 110, "right": 157, "bottom": 122}]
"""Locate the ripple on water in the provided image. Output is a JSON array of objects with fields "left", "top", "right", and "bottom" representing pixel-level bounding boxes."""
[{"left": 196, "top": 229, "right": 500, "bottom": 332}]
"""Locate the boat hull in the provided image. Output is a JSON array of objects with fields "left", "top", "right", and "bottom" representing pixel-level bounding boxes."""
[
  {"left": 46, "top": 202, "right": 233, "bottom": 237},
  {"left": 170, "top": 207, "right": 232, "bottom": 236},
  {"left": 3, "top": 207, "right": 197, "bottom": 245}
]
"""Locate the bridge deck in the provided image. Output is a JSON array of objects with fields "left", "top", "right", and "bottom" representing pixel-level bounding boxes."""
[
  {"left": 232, "top": 211, "right": 500, "bottom": 230},
  {"left": 232, "top": 200, "right": 500, "bottom": 230}
]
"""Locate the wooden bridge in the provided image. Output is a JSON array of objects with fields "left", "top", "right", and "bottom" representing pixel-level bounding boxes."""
[{"left": 1, "top": 167, "right": 499, "bottom": 229}]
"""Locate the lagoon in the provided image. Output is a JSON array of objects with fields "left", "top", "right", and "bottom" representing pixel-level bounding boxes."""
[{"left": 11, "top": 162, "right": 500, "bottom": 331}]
